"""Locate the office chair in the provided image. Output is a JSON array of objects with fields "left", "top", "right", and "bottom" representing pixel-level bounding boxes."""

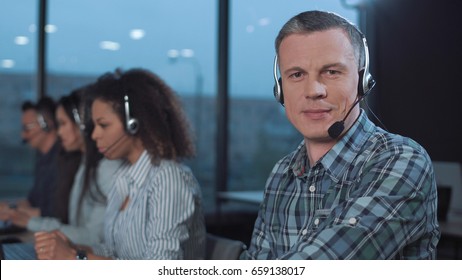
[
  {"left": 205, "top": 233, "right": 247, "bottom": 260},
  {"left": 433, "top": 161, "right": 462, "bottom": 222}
]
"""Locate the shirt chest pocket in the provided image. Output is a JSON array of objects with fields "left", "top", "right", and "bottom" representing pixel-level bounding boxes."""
[
  {"left": 310, "top": 209, "right": 331, "bottom": 230},
  {"left": 308, "top": 179, "right": 359, "bottom": 229},
  {"left": 309, "top": 208, "right": 360, "bottom": 231}
]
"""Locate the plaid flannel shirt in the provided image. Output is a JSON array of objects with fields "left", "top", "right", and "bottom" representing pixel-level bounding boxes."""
[{"left": 244, "top": 110, "right": 440, "bottom": 259}]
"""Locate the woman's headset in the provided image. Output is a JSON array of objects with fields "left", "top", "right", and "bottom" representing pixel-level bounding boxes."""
[{"left": 123, "top": 94, "right": 139, "bottom": 135}]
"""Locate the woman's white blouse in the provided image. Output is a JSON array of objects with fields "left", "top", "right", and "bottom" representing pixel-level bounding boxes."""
[{"left": 92, "top": 151, "right": 206, "bottom": 259}]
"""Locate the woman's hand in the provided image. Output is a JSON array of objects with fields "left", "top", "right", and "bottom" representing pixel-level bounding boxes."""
[{"left": 34, "top": 230, "right": 76, "bottom": 260}]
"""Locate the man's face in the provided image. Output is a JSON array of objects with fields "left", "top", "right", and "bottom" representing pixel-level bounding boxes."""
[
  {"left": 278, "top": 28, "right": 360, "bottom": 143},
  {"left": 21, "top": 109, "right": 46, "bottom": 149}
]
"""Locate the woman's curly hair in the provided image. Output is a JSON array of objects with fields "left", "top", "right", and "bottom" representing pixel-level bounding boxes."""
[{"left": 88, "top": 67, "right": 195, "bottom": 164}]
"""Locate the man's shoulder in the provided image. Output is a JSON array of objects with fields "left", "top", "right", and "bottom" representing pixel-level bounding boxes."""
[
  {"left": 363, "top": 129, "right": 433, "bottom": 171},
  {"left": 369, "top": 128, "right": 428, "bottom": 154}
]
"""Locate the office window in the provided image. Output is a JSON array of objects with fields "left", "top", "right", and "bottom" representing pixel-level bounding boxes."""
[
  {"left": 46, "top": 0, "right": 217, "bottom": 210},
  {"left": 0, "top": 0, "right": 357, "bottom": 213},
  {"left": 0, "top": 1, "right": 217, "bottom": 207},
  {"left": 0, "top": 1, "right": 38, "bottom": 199},
  {"left": 228, "top": 1, "right": 358, "bottom": 192}
]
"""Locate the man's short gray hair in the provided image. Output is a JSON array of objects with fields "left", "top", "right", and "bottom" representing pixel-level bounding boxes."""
[{"left": 275, "top": 10, "right": 365, "bottom": 70}]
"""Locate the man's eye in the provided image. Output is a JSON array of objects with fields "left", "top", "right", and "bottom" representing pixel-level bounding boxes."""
[
  {"left": 289, "top": 72, "right": 303, "bottom": 79},
  {"left": 325, "top": 70, "right": 340, "bottom": 75}
]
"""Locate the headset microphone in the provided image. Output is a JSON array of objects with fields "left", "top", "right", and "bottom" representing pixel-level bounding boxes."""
[
  {"left": 327, "top": 94, "right": 367, "bottom": 139},
  {"left": 102, "top": 133, "right": 127, "bottom": 154}
]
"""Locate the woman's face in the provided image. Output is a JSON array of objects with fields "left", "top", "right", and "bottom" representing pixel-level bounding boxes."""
[
  {"left": 56, "top": 105, "right": 84, "bottom": 152},
  {"left": 91, "top": 99, "right": 140, "bottom": 162}
]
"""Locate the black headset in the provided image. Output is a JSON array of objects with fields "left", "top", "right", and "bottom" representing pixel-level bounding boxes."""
[
  {"left": 124, "top": 94, "right": 139, "bottom": 135},
  {"left": 273, "top": 32, "right": 375, "bottom": 105}
]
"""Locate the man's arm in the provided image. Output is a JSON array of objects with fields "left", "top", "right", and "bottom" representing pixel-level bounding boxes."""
[
  {"left": 281, "top": 147, "right": 439, "bottom": 259},
  {"left": 242, "top": 156, "right": 290, "bottom": 260},
  {"left": 241, "top": 197, "right": 273, "bottom": 259}
]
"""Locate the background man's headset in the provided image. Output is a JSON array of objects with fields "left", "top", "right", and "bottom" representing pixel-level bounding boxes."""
[
  {"left": 272, "top": 31, "right": 376, "bottom": 138},
  {"left": 36, "top": 112, "right": 50, "bottom": 132},
  {"left": 35, "top": 97, "right": 57, "bottom": 133}
]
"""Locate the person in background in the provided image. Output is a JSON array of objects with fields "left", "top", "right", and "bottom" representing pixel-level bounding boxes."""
[
  {"left": 241, "top": 10, "right": 439, "bottom": 260},
  {"left": 7, "top": 86, "right": 121, "bottom": 247},
  {"left": 0, "top": 97, "right": 61, "bottom": 220},
  {"left": 34, "top": 68, "right": 206, "bottom": 260}
]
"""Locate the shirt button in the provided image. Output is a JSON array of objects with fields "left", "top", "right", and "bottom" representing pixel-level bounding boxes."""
[
  {"left": 309, "top": 185, "right": 316, "bottom": 192},
  {"left": 301, "top": 229, "right": 308, "bottom": 235},
  {"left": 349, "top": 217, "right": 357, "bottom": 225},
  {"left": 314, "top": 218, "right": 320, "bottom": 225}
]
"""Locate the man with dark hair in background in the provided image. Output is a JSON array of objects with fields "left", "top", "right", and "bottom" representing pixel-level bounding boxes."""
[{"left": 0, "top": 97, "right": 61, "bottom": 221}]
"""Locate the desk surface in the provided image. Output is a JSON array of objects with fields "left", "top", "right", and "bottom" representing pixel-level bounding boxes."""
[{"left": 218, "top": 191, "right": 264, "bottom": 205}]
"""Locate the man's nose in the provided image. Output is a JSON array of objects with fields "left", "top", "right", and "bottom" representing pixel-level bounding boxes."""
[{"left": 304, "top": 78, "right": 326, "bottom": 99}]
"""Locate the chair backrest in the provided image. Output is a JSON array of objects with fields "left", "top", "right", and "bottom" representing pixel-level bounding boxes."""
[
  {"left": 433, "top": 161, "right": 462, "bottom": 222},
  {"left": 206, "top": 233, "right": 247, "bottom": 260},
  {"left": 437, "top": 185, "right": 452, "bottom": 222}
]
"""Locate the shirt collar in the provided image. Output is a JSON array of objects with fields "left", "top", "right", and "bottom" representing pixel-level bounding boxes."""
[
  {"left": 289, "top": 110, "right": 376, "bottom": 181},
  {"left": 120, "top": 150, "right": 151, "bottom": 189},
  {"left": 321, "top": 109, "right": 375, "bottom": 181}
]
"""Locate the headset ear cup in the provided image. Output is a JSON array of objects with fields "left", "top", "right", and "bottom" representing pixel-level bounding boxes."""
[
  {"left": 279, "top": 78, "right": 284, "bottom": 105},
  {"left": 274, "top": 77, "right": 284, "bottom": 105},
  {"left": 126, "top": 118, "right": 139, "bottom": 135},
  {"left": 358, "top": 69, "right": 365, "bottom": 96},
  {"left": 272, "top": 55, "right": 285, "bottom": 106},
  {"left": 37, "top": 113, "right": 49, "bottom": 132},
  {"left": 358, "top": 69, "right": 376, "bottom": 97},
  {"left": 123, "top": 94, "right": 139, "bottom": 135},
  {"left": 358, "top": 36, "right": 376, "bottom": 97},
  {"left": 41, "top": 122, "right": 49, "bottom": 132}
]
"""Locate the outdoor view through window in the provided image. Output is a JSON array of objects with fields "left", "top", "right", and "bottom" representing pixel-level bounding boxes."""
[{"left": 0, "top": 0, "right": 357, "bottom": 212}]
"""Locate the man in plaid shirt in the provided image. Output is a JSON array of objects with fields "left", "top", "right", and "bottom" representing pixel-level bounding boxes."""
[{"left": 242, "top": 10, "right": 439, "bottom": 260}]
